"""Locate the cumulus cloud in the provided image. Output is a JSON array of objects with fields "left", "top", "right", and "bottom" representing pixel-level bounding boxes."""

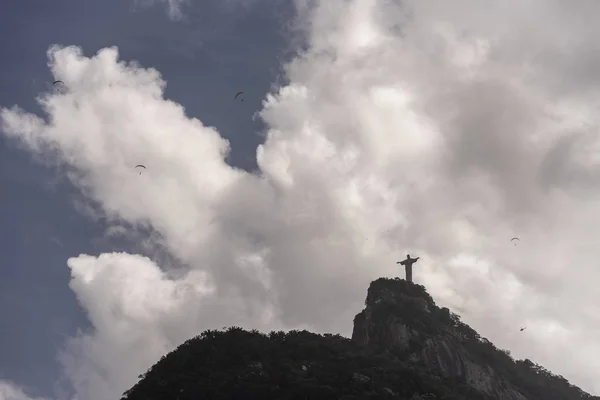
[
  {"left": 59, "top": 252, "right": 281, "bottom": 400},
  {"left": 0, "top": 381, "right": 47, "bottom": 400},
  {"left": 3, "top": 0, "right": 600, "bottom": 398}
]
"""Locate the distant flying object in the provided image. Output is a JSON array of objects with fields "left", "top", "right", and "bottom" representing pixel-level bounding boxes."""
[
  {"left": 52, "top": 80, "right": 67, "bottom": 93},
  {"left": 511, "top": 237, "right": 520, "bottom": 246},
  {"left": 234, "top": 91, "right": 244, "bottom": 102},
  {"left": 520, "top": 327, "right": 526, "bottom": 332},
  {"left": 135, "top": 164, "right": 146, "bottom": 175}
]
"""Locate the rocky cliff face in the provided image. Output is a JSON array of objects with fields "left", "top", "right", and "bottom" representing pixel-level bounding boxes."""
[{"left": 352, "top": 278, "right": 527, "bottom": 400}]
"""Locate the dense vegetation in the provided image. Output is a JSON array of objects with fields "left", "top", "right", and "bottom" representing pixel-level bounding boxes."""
[
  {"left": 121, "top": 278, "right": 599, "bottom": 400},
  {"left": 121, "top": 328, "right": 482, "bottom": 400}
]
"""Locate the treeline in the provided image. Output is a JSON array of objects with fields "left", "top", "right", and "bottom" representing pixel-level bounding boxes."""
[
  {"left": 121, "top": 278, "right": 598, "bottom": 400},
  {"left": 122, "top": 327, "right": 482, "bottom": 400}
]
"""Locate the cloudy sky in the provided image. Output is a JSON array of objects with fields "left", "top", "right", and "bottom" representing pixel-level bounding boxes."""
[{"left": 2, "top": 0, "right": 600, "bottom": 399}]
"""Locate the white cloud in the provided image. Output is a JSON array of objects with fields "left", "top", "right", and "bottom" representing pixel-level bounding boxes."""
[
  {"left": 60, "top": 252, "right": 277, "bottom": 400},
  {"left": 0, "top": 381, "right": 47, "bottom": 400},
  {"left": 4, "top": 0, "right": 600, "bottom": 398}
]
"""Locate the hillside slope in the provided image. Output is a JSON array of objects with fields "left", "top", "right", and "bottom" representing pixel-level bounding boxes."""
[{"left": 121, "top": 278, "right": 597, "bottom": 400}]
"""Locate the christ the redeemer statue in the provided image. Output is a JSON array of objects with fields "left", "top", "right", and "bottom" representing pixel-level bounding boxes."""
[{"left": 397, "top": 254, "right": 420, "bottom": 282}]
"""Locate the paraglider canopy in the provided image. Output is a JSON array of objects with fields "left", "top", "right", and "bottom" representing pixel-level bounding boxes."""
[
  {"left": 511, "top": 237, "right": 520, "bottom": 246},
  {"left": 52, "top": 80, "right": 67, "bottom": 94},
  {"left": 234, "top": 91, "right": 244, "bottom": 102},
  {"left": 135, "top": 164, "right": 146, "bottom": 175}
]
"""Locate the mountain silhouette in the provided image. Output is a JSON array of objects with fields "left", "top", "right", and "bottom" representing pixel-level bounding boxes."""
[{"left": 121, "top": 278, "right": 598, "bottom": 400}]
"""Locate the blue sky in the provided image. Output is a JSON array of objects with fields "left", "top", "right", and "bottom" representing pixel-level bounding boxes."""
[
  {"left": 3, "top": 1, "right": 600, "bottom": 399},
  {"left": 0, "top": 0, "right": 292, "bottom": 397}
]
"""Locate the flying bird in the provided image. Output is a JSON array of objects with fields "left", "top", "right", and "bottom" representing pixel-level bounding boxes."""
[{"left": 520, "top": 327, "right": 527, "bottom": 332}]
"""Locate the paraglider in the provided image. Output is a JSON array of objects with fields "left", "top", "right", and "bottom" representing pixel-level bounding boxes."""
[
  {"left": 511, "top": 237, "right": 520, "bottom": 246},
  {"left": 52, "top": 80, "right": 67, "bottom": 93},
  {"left": 234, "top": 91, "right": 244, "bottom": 102},
  {"left": 135, "top": 164, "right": 146, "bottom": 175}
]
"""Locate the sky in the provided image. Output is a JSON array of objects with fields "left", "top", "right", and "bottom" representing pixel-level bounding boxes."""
[{"left": 1, "top": 0, "right": 600, "bottom": 399}]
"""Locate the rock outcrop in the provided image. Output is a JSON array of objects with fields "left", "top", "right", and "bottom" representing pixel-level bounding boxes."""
[{"left": 352, "top": 278, "right": 586, "bottom": 400}]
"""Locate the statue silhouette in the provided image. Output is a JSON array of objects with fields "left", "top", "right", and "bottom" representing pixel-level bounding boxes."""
[{"left": 397, "top": 254, "right": 420, "bottom": 282}]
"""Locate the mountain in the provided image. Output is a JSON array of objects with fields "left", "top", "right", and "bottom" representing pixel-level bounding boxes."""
[{"left": 121, "top": 278, "right": 598, "bottom": 400}]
